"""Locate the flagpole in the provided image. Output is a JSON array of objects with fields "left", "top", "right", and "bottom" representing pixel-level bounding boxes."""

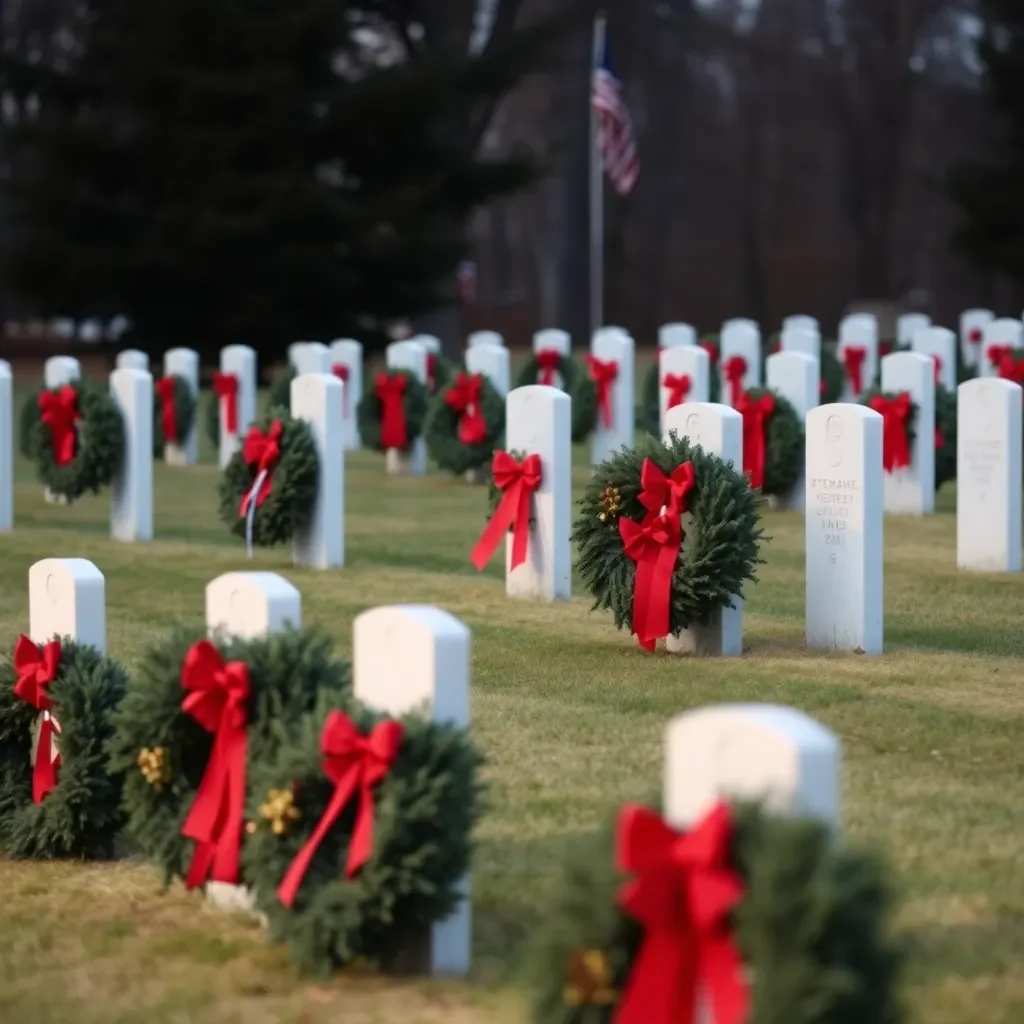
[{"left": 589, "top": 11, "right": 606, "bottom": 344}]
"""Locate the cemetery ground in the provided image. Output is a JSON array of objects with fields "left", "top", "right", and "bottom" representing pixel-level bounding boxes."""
[{"left": 1, "top": 399, "right": 1023, "bottom": 1024}]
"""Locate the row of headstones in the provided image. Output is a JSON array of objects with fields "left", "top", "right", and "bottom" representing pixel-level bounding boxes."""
[{"left": 24, "top": 554, "right": 843, "bottom": 976}]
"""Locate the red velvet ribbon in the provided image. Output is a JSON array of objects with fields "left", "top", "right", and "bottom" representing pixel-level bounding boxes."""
[
  {"left": 38, "top": 385, "right": 79, "bottom": 466},
  {"left": 587, "top": 354, "right": 619, "bottom": 428},
  {"left": 842, "top": 345, "right": 867, "bottom": 395},
  {"left": 471, "top": 451, "right": 542, "bottom": 571},
  {"left": 331, "top": 363, "right": 350, "bottom": 415},
  {"left": 13, "top": 635, "right": 62, "bottom": 804},
  {"left": 180, "top": 640, "right": 250, "bottom": 889},
  {"left": 700, "top": 340, "right": 719, "bottom": 368},
  {"left": 988, "top": 343, "right": 1012, "bottom": 371},
  {"left": 968, "top": 327, "right": 983, "bottom": 346},
  {"left": 620, "top": 459, "right": 695, "bottom": 652},
  {"left": 614, "top": 801, "right": 749, "bottom": 1024},
  {"left": 445, "top": 372, "right": 488, "bottom": 445},
  {"left": 931, "top": 355, "right": 942, "bottom": 386},
  {"left": 735, "top": 391, "right": 775, "bottom": 491},
  {"left": 664, "top": 372, "right": 692, "bottom": 409},
  {"left": 238, "top": 419, "right": 283, "bottom": 516},
  {"left": 155, "top": 377, "right": 179, "bottom": 443},
  {"left": 277, "top": 710, "right": 403, "bottom": 909},
  {"left": 536, "top": 348, "right": 562, "bottom": 386},
  {"left": 375, "top": 373, "right": 408, "bottom": 449},
  {"left": 722, "top": 356, "right": 746, "bottom": 407},
  {"left": 212, "top": 371, "right": 240, "bottom": 436},
  {"left": 997, "top": 352, "right": 1024, "bottom": 385},
  {"left": 869, "top": 392, "right": 913, "bottom": 474},
  {"left": 426, "top": 353, "right": 437, "bottom": 394}
]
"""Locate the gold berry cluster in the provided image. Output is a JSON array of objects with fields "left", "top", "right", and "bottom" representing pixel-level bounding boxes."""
[
  {"left": 137, "top": 747, "right": 171, "bottom": 791},
  {"left": 563, "top": 948, "right": 616, "bottom": 1006},
  {"left": 255, "top": 787, "right": 301, "bottom": 837},
  {"left": 597, "top": 484, "right": 623, "bottom": 522}
]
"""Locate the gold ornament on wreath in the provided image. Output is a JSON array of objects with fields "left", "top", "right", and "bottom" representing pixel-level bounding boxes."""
[
  {"left": 137, "top": 746, "right": 171, "bottom": 791},
  {"left": 256, "top": 786, "right": 301, "bottom": 836},
  {"left": 597, "top": 484, "right": 623, "bottom": 522},
  {"left": 563, "top": 948, "right": 617, "bottom": 1006}
]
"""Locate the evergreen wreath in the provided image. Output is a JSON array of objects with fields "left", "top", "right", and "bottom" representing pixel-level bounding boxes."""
[
  {"left": 424, "top": 371, "right": 505, "bottom": 475},
  {"left": 268, "top": 365, "right": 297, "bottom": 411},
  {"left": 737, "top": 387, "right": 803, "bottom": 498},
  {"left": 574, "top": 432, "right": 763, "bottom": 648},
  {"left": 28, "top": 377, "right": 125, "bottom": 502},
  {"left": 527, "top": 799, "right": 903, "bottom": 1024},
  {"left": 108, "top": 624, "right": 351, "bottom": 887},
  {"left": 819, "top": 344, "right": 845, "bottom": 403},
  {"left": 153, "top": 374, "right": 197, "bottom": 457},
  {"left": 0, "top": 636, "right": 130, "bottom": 859},
  {"left": 18, "top": 385, "right": 44, "bottom": 458},
  {"left": 203, "top": 387, "right": 221, "bottom": 447},
  {"left": 934, "top": 383, "right": 957, "bottom": 491},
  {"left": 426, "top": 352, "right": 454, "bottom": 396},
  {"left": 515, "top": 353, "right": 598, "bottom": 443},
  {"left": 859, "top": 388, "right": 918, "bottom": 474},
  {"left": 218, "top": 411, "right": 319, "bottom": 549},
  {"left": 241, "top": 691, "right": 483, "bottom": 976},
  {"left": 356, "top": 369, "right": 429, "bottom": 452}
]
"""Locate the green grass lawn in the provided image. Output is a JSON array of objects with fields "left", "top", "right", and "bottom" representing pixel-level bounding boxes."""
[{"left": 1, "top": 385, "right": 1023, "bottom": 1024}]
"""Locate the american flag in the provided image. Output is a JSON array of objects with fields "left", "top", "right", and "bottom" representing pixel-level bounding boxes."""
[{"left": 591, "top": 32, "right": 639, "bottom": 196}]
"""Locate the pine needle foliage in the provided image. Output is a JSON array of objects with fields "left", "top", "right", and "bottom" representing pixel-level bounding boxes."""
[
  {"left": 18, "top": 384, "right": 43, "bottom": 458},
  {"left": 516, "top": 354, "right": 598, "bottom": 442},
  {"left": 203, "top": 387, "right": 221, "bottom": 447},
  {"left": 0, "top": 638, "right": 129, "bottom": 859},
  {"left": 527, "top": 800, "right": 904, "bottom": 1024},
  {"left": 574, "top": 433, "right": 764, "bottom": 636},
  {"left": 217, "top": 410, "right": 318, "bottom": 548},
  {"left": 744, "top": 386, "right": 803, "bottom": 498},
  {"left": 108, "top": 624, "right": 351, "bottom": 886},
  {"left": 268, "top": 365, "right": 297, "bottom": 411},
  {"left": 935, "top": 383, "right": 957, "bottom": 491},
  {"left": 425, "top": 372, "right": 505, "bottom": 474},
  {"left": 152, "top": 374, "right": 197, "bottom": 457},
  {"left": 820, "top": 344, "right": 845, "bottom": 404},
  {"left": 243, "top": 690, "right": 484, "bottom": 976},
  {"left": 356, "top": 369, "right": 429, "bottom": 452}
]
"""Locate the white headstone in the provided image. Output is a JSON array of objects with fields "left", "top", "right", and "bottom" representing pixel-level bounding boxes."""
[
  {"left": 329, "top": 339, "right": 363, "bottom": 451},
  {"left": 658, "top": 323, "right": 697, "bottom": 348},
  {"left": 665, "top": 704, "right": 840, "bottom": 830},
  {"left": 780, "top": 324, "right": 821, "bottom": 363},
  {"left": 411, "top": 334, "right": 442, "bottom": 355},
  {"left": 290, "top": 373, "right": 344, "bottom": 569},
  {"left": 115, "top": 349, "right": 148, "bottom": 372},
  {"left": 109, "top": 368, "right": 153, "bottom": 543},
  {"left": 532, "top": 328, "right": 570, "bottom": 356},
  {"left": 662, "top": 402, "right": 743, "bottom": 655},
  {"left": 658, "top": 345, "right": 709, "bottom": 438},
  {"left": 288, "top": 342, "right": 309, "bottom": 369},
  {"left": 981, "top": 318, "right": 1024, "bottom": 378},
  {"left": 205, "top": 571, "right": 302, "bottom": 639},
  {"left": 43, "top": 356, "right": 80, "bottom": 389},
  {"left": 960, "top": 308, "right": 994, "bottom": 369},
  {"left": 163, "top": 347, "right": 199, "bottom": 465},
  {"left": 385, "top": 340, "right": 429, "bottom": 475},
  {"left": 589, "top": 330, "right": 635, "bottom": 464},
  {"left": 783, "top": 315, "right": 819, "bottom": 333},
  {"left": 719, "top": 320, "right": 761, "bottom": 404},
  {"left": 804, "top": 403, "right": 884, "bottom": 654},
  {"left": 353, "top": 605, "right": 472, "bottom": 977},
  {"left": 911, "top": 326, "right": 956, "bottom": 392},
  {"left": 837, "top": 314, "right": 879, "bottom": 400},
  {"left": 0, "top": 361, "right": 10, "bottom": 531},
  {"left": 501, "top": 386, "right": 572, "bottom": 601},
  {"left": 880, "top": 352, "right": 935, "bottom": 514},
  {"left": 291, "top": 342, "right": 330, "bottom": 376},
  {"left": 218, "top": 345, "right": 257, "bottom": 469},
  {"left": 896, "top": 313, "right": 931, "bottom": 346},
  {"left": 957, "top": 378, "right": 1023, "bottom": 573},
  {"left": 29, "top": 558, "right": 106, "bottom": 652},
  {"left": 468, "top": 330, "right": 504, "bottom": 348},
  {"left": 465, "top": 343, "right": 510, "bottom": 397},
  {"left": 766, "top": 351, "right": 817, "bottom": 511}
]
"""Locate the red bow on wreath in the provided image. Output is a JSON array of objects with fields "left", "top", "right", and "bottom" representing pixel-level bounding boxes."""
[
  {"left": 968, "top": 327, "right": 983, "bottom": 346},
  {"left": 212, "top": 371, "right": 240, "bottom": 436},
  {"left": 700, "top": 340, "right": 719, "bottom": 368},
  {"left": 614, "top": 801, "right": 749, "bottom": 1024},
  {"left": 331, "top": 363, "right": 350, "bottom": 415},
  {"left": 997, "top": 351, "right": 1024, "bottom": 386},
  {"left": 38, "top": 385, "right": 79, "bottom": 466},
  {"left": 722, "top": 356, "right": 746, "bottom": 407},
  {"left": 13, "top": 635, "right": 62, "bottom": 804},
  {"left": 155, "top": 377, "right": 179, "bottom": 444},
  {"left": 664, "top": 372, "right": 692, "bottom": 410},
  {"left": 179, "top": 640, "right": 250, "bottom": 889},
  {"left": 375, "top": 373, "right": 408, "bottom": 450},
  {"left": 238, "top": 419, "right": 283, "bottom": 516},
  {"left": 587, "top": 355, "right": 618, "bottom": 429},
  {"left": 536, "top": 348, "right": 562, "bottom": 387},
  {"left": 868, "top": 392, "right": 913, "bottom": 474},
  {"left": 735, "top": 391, "right": 775, "bottom": 491},
  {"left": 471, "top": 451, "right": 542, "bottom": 572},
  {"left": 277, "top": 710, "right": 403, "bottom": 908},
  {"left": 931, "top": 355, "right": 943, "bottom": 386},
  {"left": 988, "top": 343, "right": 1012, "bottom": 371},
  {"left": 842, "top": 346, "right": 867, "bottom": 396},
  {"left": 426, "top": 353, "right": 437, "bottom": 394},
  {"left": 445, "top": 372, "right": 488, "bottom": 445}
]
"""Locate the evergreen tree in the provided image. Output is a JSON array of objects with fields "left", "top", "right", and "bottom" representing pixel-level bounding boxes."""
[
  {"left": 947, "top": 2, "right": 1024, "bottom": 279},
  {"left": 2, "top": 0, "right": 551, "bottom": 360}
]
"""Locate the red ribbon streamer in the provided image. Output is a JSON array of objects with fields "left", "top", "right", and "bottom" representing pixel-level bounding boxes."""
[
  {"left": 587, "top": 354, "right": 619, "bottom": 428},
  {"left": 722, "top": 356, "right": 746, "bottom": 407},
  {"left": 180, "top": 640, "right": 250, "bottom": 889},
  {"left": 700, "top": 340, "right": 719, "bottom": 368},
  {"left": 869, "top": 392, "right": 913, "bottom": 474},
  {"left": 13, "top": 635, "right": 62, "bottom": 804},
  {"left": 842, "top": 346, "right": 867, "bottom": 395},
  {"left": 445, "top": 372, "right": 488, "bottom": 445},
  {"left": 212, "top": 371, "right": 240, "bottom": 436},
  {"left": 155, "top": 377, "right": 179, "bottom": 443},
  {"left": 614, "top": 802, "right": 749, "bottom": 1024},
  {"left": 536, "top": 348, "right": 562, "bottom": 387},
  {"left": 931, "top": 355, "right": 942, "bottom": 386},
  {"left": 736, "top": 392, "right": 775, "bottom": 491},
  {"left": 277, "top": 711, "right": 403, "bottom": 908},
  {"left": 38, "top": 386, "right": 79, "bottom": 466},
  {"left": 470, "top": 451, "right": 542, "bottom": 572},
  {"left": 331, "top": 363, "right": 350, "bottom": 415},
  {"left": 426, "top": 353, "right": 437, "bottom": 394},
  {"left": 238, "top": 419, "right": 283, "bottom": 516},
  {"left": 664, "top": 372, "right": 692, "bottom": 409},
  {"left": 375, "top": 373, "right": 409, "bottom": 449}
]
